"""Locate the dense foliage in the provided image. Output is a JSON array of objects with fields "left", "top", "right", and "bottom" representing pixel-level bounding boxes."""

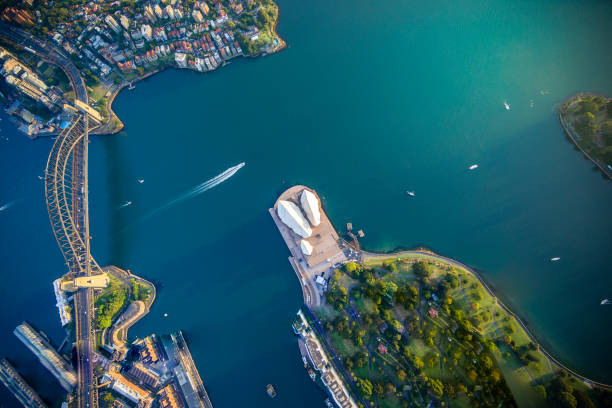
[
  {"left": 95, "top": 280, "right": 128, "bottom": 329},
  {"left": 563, "top": 94, "right": 612, "bottom": 166}
]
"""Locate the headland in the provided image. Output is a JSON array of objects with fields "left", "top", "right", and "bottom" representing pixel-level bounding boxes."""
[
  {"left": 272, "top": 185, "right": 612, "bottom": 408},
  {"left": 559, "top": 93, "right": 612, "bottom": 180}
]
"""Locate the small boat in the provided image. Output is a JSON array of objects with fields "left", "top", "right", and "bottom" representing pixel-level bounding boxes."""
[
  {"left": 308, "top": 368, "right": 316, "bottom": 381},
  {"left": 469, "top": 164, "right": 479, "bottom": 171},
  {"left": 137, "top": 179, "right": 144, "bottom": 184},
  {"left": 601, "top": 299, "right": 611, "bottom": 305},
  {"left": 325, "top": 398, "right": 333, "bottom": 407},
  {"left": 302, "top": 356, "right": 308, "bottom": 367},
  {"left": 550, "top": 257, "right": 560, "bottom": 262},
  {"left": 406, "top": 191, "right": 415, "bottom": 197},
  {"left": 37, "top": 175, "right": 43, "bottom": 180},
  {"left": 504, "top": 101, "right": 510, "bottom": 110},
  {"left": 119, "top": 201, "right": 132, "bottom": 208},
  {"left": 266, "top": 384, "right": 277, "bottom": 398},
  {"left": 128, "top": 82, "right": 135, "bottom": 90},
  {"left": 163, "top": 313, "right": 168, "bottom": 317}
]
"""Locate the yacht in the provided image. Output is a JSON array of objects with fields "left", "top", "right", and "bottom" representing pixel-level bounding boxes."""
[
  {"left": 469, "top": 164, "right": 479, "bottom": 170},
  {"left": 266, "top": 384, "right": 277, "bottom": 398},
  {"left": 138, "top": 179, "right": 144, "bottom": 184},
  {"left": 504, "top": 101, "right": 510, "bottom": 110},
  {"left": 601, "top": 299, "right": 611, "bottom": 305},
  {"left": 406, "top": 191, "right": 415, "bottom": 197},
  {"left": 550, "top": 257, "right": 560, "bottom": 262}
]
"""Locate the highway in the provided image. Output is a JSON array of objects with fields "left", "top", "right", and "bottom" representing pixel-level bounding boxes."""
[{"left": 0, "top": 23, "right": 98, "bottom": 407}]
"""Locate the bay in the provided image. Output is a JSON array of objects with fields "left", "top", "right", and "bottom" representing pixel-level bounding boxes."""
[{"left": 1, "top": 0, "right": 611, "bottom": 405}]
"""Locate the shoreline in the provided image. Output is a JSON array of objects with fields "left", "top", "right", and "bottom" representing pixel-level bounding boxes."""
[
  {"left": 93, "top": 25, "right": 286, "bottom": 136},
  {"left": 361, "top": 249, "right": 612, "bottom": 390},
  {"left": 558, "top": 92, "right": 612, "bottom": 181},
  {"left": 272, "top": 185, "right": 612, "bottom": 393}
]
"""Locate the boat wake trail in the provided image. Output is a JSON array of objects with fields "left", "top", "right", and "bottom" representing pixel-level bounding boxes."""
[
  {"left": 145, "top": 162, "right": 245, "bottom": 218},
  {"left": 0, "top": 198, "right": 22, "bottom": 212}
]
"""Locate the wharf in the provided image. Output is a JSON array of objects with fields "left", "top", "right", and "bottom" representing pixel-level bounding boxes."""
[
  {"left": 14, "top": 322, "right": 76, "bottom": 392},
  {"left": 0, "top": 359, "right": 47, "bottom": 408},
  {"left": 160, "top": 332, "right": 214, "bottom": 408}
]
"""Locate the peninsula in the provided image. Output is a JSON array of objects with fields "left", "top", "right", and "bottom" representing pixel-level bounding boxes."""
[
  {"left": 559, "top": 93, "right": 612, "bottom": 180},
  {"left": 271, "top": 185, "right": 612, "bottom": 408},
  {"left": 0, "top": 0, "right": 284, "bottom": 137},
  {"left": 5, "top": 265, "right": 215, "bottom": 408}
]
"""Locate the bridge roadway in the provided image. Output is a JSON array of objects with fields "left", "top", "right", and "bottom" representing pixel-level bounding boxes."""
[{"left": 0, "top": 25, "right": 98, "bottom": 407}]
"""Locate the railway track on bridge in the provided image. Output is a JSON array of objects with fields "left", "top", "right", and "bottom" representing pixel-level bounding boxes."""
[{"left": 0, "top": 25, "right": 102, "bottom": 408}]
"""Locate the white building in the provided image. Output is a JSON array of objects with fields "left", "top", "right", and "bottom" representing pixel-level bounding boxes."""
[
  {"left": 192, "top": 9, "right": 204, "bottom": 23},
  {"left": 153, "top": 4, "right": 164, "bottom": 19},
  {"left": 164, "top": 4, "right": 175, "bottom": 19},
  {"left": 140, "top": 24, "right": 152, "bottom": 41},
  {"left": 144, "top": 5, "right": 157, "bottom": 23},
  {"left": 300, "top": 240, "right": 313, "bottom": 256},
  {"left": 174, "top": 52, "right": 187, "bottom": 68},
  {"left": 277, "top": 200, "right": 312, "bottom": 238},
  {"left": 105, "top": 15, "right": 121, "bottom": 34},
  {"left": 119, "top": 15, "right": 130, "bottom": 30},
  {"left": 300, "top": 189, "right": 321, "bottom": 227}
]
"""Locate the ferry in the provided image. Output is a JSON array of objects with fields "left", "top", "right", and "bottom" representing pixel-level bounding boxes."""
[
  {"left": 469, "top": 164, "right": 479, "bottom": 171},
  {"left": 601, "top": 299, "right": 611, "bottom": 305},
  {"left": 550, "top": 257, "right": 561, "bottom": 262},
  {"left": 406, "top": 191, "right": 415, "bottom": 197},
  {"left": 266, "top": 384, "right": 277, "bottom": 398},
  {"left": 504, "top": 101, "right": 510, "bottom": 110}
]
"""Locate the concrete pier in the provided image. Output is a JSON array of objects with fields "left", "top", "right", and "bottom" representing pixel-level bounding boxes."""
[{"left": 0, "top": 359, "right": 47, "bottom": 408}]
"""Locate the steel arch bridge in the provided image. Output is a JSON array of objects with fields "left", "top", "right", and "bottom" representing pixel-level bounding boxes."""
[{"left": 44, "top": 114, "right": 98, "bottom": 408}]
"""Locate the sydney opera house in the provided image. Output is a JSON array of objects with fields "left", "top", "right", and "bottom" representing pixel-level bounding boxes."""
[{"left": 277, "top": 189, "right": 321, "bottom": 255}]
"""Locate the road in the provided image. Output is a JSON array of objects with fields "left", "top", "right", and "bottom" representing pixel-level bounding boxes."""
[{"left": 0, "top": 23, "right": 98, "bottom": 407}]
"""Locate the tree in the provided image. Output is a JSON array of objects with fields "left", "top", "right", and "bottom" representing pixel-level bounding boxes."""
[
  {"left": 558, "top": 392, "right": 577, "bottom": 408},
  {"left": 356, "top": 378, "right": 373, "bottom": 398},
  {"left": 397, "top": 370, "right": 407, "bottom": 382},
  {"left": 427, "top": 378, "right": 444, "bottom": 398},
  {"left": 534, "top": 385, "right": 546, "bottom": 400},
  {"left": 373, "top": 382, "right": 384, "bottom": 397},
  {"left": 413, "top": 261, "right": 431, "bottom": 280}
]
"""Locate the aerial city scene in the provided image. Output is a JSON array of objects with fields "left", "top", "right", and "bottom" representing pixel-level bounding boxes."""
[{"left": 0, "top": 0, "right": 610, "bottom": 407}]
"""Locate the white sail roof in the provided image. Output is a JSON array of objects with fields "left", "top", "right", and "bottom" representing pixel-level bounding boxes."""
[
  {"left": 300, "top": 189, "right": 321, "bottom": 227},
  {"left": 277, "top": 200, "right": 312, "bottom": 238},
  {"left": 300, "top": 240, "right": 313, "bottom": 256}
]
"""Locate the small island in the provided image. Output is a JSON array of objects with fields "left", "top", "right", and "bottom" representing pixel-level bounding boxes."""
[
  {"left": 271, "top": 185, "right": 612, "bottom": 408},
  {"left": 559, "top": 93, "right": 612, "bottom": 179}
]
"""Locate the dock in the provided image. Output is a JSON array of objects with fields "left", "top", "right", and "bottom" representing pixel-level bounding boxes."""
[
  {"left": 0, "top": 359, "right": 47, "bottom": 408},
  {"left": 14, "top": 322, "right": 76, "bottom": 392},
  {"left": 160, "top": 331, "right": 214, "bottom": 408}
]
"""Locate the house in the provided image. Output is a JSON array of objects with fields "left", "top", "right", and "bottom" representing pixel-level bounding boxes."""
[
  {"left": 428, "top": 307, "right": 438, "bottom": 318},
  {"left": 377, "top": 343, "right": 388, "bottom": 354}
]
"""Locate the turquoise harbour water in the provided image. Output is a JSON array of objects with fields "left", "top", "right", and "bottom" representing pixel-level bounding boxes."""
[{"left": 1, "top": 0, "right": 612, "bottom": 405}]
